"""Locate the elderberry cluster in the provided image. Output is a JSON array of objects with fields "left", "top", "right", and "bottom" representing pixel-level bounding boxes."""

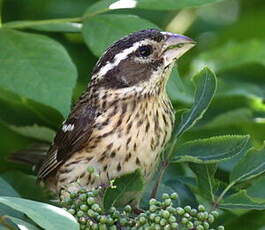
[{"left": 59, "top": 187, "right": 225, "bottom": 230}]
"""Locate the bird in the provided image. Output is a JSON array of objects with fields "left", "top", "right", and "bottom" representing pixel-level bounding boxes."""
[{"left": 36, "top": 29, "right": 195, "bottom": 201}]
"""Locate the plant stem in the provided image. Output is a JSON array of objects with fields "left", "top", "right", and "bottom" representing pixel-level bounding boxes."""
[
  {"left": 212, "top": 181, "right": 236, "bottom": 209},
  {"left": 150, "top": 136, "right": 177, "bottom": 198}
]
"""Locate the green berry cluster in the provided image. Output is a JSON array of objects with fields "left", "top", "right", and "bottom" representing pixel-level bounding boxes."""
[{"left": 59, "top": 188, "right": 225, "bottom": 230}]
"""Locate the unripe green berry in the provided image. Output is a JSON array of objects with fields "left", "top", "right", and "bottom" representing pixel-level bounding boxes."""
[
  {"left": 181, "top": 217, "right": 188, "bottom": 224},
  {"left": 217, "top": 226, "right": 225, "bottom": 230},
  {"left": 159, "top": 218, "right": 167, "bottom": 226},
  {"left": 92, "top": 204, "right": 101, "bottom": 213},
  {"left": 187, "top": 221, "right": 194, "bottom": 229},
  {"left": 87, "top": 166, "right": 95, "bottom": 174},
  {"left": 196, "top": 225, "right": 204, "bottom": 230},
  {"left": 124, "top": 205, "right": 132, "bottom": 213},
  {"left": 87, "top": 209, "right": 96, "bottom": 217},
  {"left": 139, "top": 216, "right": 146, "bottom": 225},
  {"left": 79, "top": 193, "right": 87, "bottom": 201},
  {"left": 67, "top": 208, "right": 75, "bottom": 215},
  {"left": 80, "top": 204, "right": 89, "bottom": 211},
  {"left": 150, "top": 205, "right": 157, "bottom": 212},
  {"left": 208, "top": 214, "right": 215, "bottom": 223},
  {"left": 154, "top": 216, "right": 161, "bottom": 223},
  {"left": 99, "top": 223, "right": 107, "bottom": 230},
  {"left": 161, "top": 210, "right": 170, "bottom": 219},
  {"left": 79, "top": 217, "right": 86, "bottom": 224},
  {"left": 184, "top": 205, "right": 192, "bottom": 213},
  {"left": 198, "top": 205, "right": 206, "bottom": 212},
  {"left": 171, "top": 223, "right": 178, "bottom": 229},
  {"left": 170, "top": 193, "right": 178, "bottom": 200},
  {"left": 150, "top": 213, "right": 156, "bottom": 220},
  {"left": 162, "top": 193, "right": 170, "bottom": 200},
  {"left": 168, "top": 215, "right": 176, "bottom": 223},
  {"left": 211, "top": 211, "right": 219, "bottom": 217},
  {"left": 203, "top": 221, "right": 209, "bottom": 229},
  {"left": 77, "top": 210, "right": 84, "bottom": 217},
  {"left": 120, "top": 218, "right": 128, "bottom": 226},
  {"left": 87, "top": 197, "right": 95, "bottom": 205},
  {"left": 191, "top": 208, "right": 198, "bottom": 216},
  {"left": 176, "top": 207, "right": 185, "bottom": 215},
  {"left": 164, "top": 224, "right": 171, "bottom": 230},
  {"left": 149, "top": 198, "right": 157, "bottom": 206},
  {"left": 163, "top": 199, "right": 172, "bottom": 207}
]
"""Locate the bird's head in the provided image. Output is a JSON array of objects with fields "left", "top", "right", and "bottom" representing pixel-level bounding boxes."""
[{"left": 91, "top": 29, "right": 195, "bottom": 95}]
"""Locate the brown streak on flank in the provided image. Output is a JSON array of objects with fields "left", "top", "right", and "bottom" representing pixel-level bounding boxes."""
[
  {"left": 101, "top": 130, "right": 114, "bottom": 138},
  {"left": 145, "top": 122, "right": 150, "bottom": 133},
  {"left": 126, "top": 137, "right": 132, "bottom": 146},
  {"left": 121, "top": 103, "right": 127, "bottom": 114},
  {"left": 125, "top": 152, "right": 132, "bottom": 162},
  {"left": 110, "top": 151, "right": 116, "bottom": 158},
  {"left": 79, "top": 172, "right": 86, "bottom": 179},
  {"left": 103, "top": 165, "right": 108, "bottom": 171},
  {"left": 162, "top": 113, "right": 168, "bottom": 127},
  {"left": 59, "top": 177, "right": 67, "bottom": 183},
  {"left": 64, "top": 160, "right": 80, "bottom": 168},
  {"left": 106, "top": 143, "right": 113, "bottom": 150},
  {"left": 125, "top": 113, "right": 132, "bottom": 124},
  {"left": 98, "top": 151, "right": 107, "bottom": 162},
  {"left": 86, "top": 156, "right": 93, "bottom": 162},
  {"left": 87, "top": 174, "right": 91, "bottom": 182},
  {"left": 126, "top": 122, "right": 133, "bottom": 134},
  {"left": 115, "top": 117, "right": 123, "bottom": 129},
  {"left": 136, "top": 157, "right": 141, "bottom": 166},
  {"left": 137, "top": 119, "right": 143, "bottom": 127},
  {"left": 133, "top": 143, "right": 137, "bottom": 151},
  {"left": 117, "top": 163, "right": 121, "bottom": 171}
]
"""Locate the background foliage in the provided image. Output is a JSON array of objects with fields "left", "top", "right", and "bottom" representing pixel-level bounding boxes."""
[{"left": 0, "top": 0, "right": 265, "bottom": 229}]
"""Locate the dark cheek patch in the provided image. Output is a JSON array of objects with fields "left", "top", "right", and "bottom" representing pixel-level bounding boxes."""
[{"left": 98, "top": 58, "right": 164, "bottom": 89}]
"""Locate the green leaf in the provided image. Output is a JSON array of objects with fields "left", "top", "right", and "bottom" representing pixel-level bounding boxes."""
[
  {"left": 172, "top": 135, "right": 250, "bottom": 163},
  {"left": 0, "top": 178, "right": 24, "bottom": 220},
  {"left": 103, "top": 169, "right": 144, "bottom": 210},
  {"left": 8, "top": 124, "right": 55, "bottom": 142},
  {"left": 0, "top": 178, "right": 20, "bottom": 197},
  {"left": 166, "top": 67, "right": 193, "bottom": 104},
  {"left": 0, "top": 197, "right": 79, "bottom": 230},
  {"left": 204, "top": 108, "right": 253, "bottom": 128},
  {"left": 192, "top": 40, "right": 265, "bottom": 74},
  {"left": 82, "top": 14, "right": 158, "bottom": 56},
  {"left": 220, "top": 190, "right": 265, "bottom": 210},
  {"left": 174, "top": 67, "right": 217, "bottom": 138},
  {"left": 1, "top": 171, "right": 48, "bottom": 202},
  {"left": 0, "top": 29, "right": 77, "bottom": 117},
  {"left": 4, "top": 21, "right": 82, "bottom": 32},
  {"left": 190, "top": 164, "right": 217, "bottom": 201},
  {"left": 86, "top": 0, "right": 224, "bottom": 12},
  {"left": 247, "top": 176, "right": 265, "bottom": 202},
  {"left": 230, "top": 146, "right": 265, "bottom": 184},
  {"left": 136, "top": 0, "right": 224, "bottom": 10},
  {"left": 7, "top": 216, "right": 41, "bottom": 230}
]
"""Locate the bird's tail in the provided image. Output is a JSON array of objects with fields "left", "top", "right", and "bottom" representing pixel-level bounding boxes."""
[{"left": 8, "top": 144, "right": 49, "bottom": 173}]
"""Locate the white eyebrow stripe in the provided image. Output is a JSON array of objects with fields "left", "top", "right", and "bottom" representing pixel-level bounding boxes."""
[{"left": 95, "top": 39, "right": 152, "bottom": 78}]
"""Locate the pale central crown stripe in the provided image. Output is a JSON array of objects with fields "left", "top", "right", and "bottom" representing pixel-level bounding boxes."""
[{"left": 95, "top": 39, "right": 152, "bottom": 78}]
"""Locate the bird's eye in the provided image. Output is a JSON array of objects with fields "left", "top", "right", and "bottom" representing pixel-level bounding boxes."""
[{"left": 138, "top": 45, "right": 153, "bottom": 57}]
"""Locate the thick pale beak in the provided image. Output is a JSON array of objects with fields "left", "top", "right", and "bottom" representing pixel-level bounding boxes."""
[{"left": 161, "top": 32, "right": 196, "bottom": 66}]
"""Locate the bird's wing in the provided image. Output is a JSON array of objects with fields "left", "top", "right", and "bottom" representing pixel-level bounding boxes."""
[{"left": 37, "top": 102, "right": 97, "bottom": 179}]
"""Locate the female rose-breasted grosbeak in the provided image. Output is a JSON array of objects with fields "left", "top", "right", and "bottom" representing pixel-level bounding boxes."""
[{"left": 37, "top": 29, "right": 195, "bottom": 197}]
